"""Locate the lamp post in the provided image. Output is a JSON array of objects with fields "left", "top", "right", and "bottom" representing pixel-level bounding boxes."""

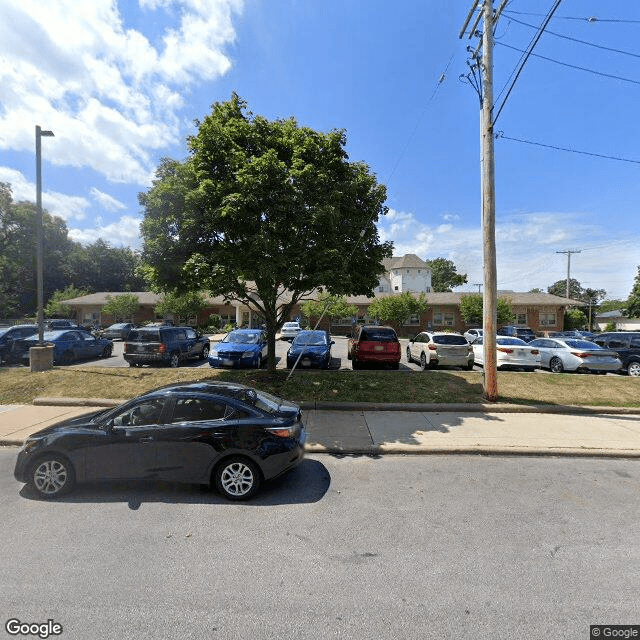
[{"left": 35, "top": 125, "right": 54, "bottom": 344}]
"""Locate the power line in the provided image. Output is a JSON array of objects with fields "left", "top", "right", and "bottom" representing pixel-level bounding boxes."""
[
  {"left": 496, "top": 132, "right": 640, "bottom": 165},
  {"left": 495, "top": 41, "right": 640, "bottom": 85},
  {"left": 503, "top": 10, "right": 640, "bottom": 24},
  {"left": 504, "top": 15, "right": 640, "bottom": 58}
]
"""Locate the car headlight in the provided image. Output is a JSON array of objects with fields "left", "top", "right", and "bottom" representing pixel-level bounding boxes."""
[
  {"left": 21, "top": 437, "right": 43, "bottom": 454},
  {"left": 242, "top": 351, "right": 254, "bottom": 358}
]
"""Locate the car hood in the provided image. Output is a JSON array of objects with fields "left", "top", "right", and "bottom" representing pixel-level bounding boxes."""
[{"left": 26, "top": 409, "right": 109, "bottom": 438}]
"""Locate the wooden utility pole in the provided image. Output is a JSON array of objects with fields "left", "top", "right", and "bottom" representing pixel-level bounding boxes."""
[
  {"left": 460, "top": 0, "right": 498, "bottom": 400},
  {"left": 556, "top": 249, "right": 581, "bottom": 299}
]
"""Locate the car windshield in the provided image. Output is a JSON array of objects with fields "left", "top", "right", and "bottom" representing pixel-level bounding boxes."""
[
  {"left": 293, "top": 332, "right": 327, "bottom": 346},
  {"left": 0, "top": 328, "right": 10, "bottom": 338},
  {"left": 433, "top": 335, "right": 467, "bottom": 345},
  {"left": 360, "top": 328, "right": 397, "bottom": 342},
  {"left": 108, "top": 323, "right": 127, "bottom": 329},
  {"left": 224, "top": 331, "right": 259, "bottom": 344},
  {"left": 564, "top": 339, "right": 602, "bottom": 350}
]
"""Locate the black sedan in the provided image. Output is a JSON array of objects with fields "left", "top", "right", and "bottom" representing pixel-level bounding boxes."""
[{"left": 14, "top": 382, "right": 306, "bottom": 501}]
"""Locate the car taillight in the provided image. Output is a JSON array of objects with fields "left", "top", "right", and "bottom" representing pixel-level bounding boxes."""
[
  {"left": 497, "top": 348, "right": 513, "bottom": 353},
  {"left": 530, "top": 349, "right": 539, "bottom": 354},
  {"left": 159, "top": 343, "right": 167, "bottom": 353},
  {"left": 428, "top": 344, "right": 437, "bottom": 350},
  {"left": 571, "top": 352, "right": 590, "bottom": 358}
]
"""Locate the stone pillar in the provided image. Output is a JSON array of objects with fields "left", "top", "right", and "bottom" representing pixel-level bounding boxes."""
[{"left": 29, "top": 345, "right": 54, "bottom": 372}]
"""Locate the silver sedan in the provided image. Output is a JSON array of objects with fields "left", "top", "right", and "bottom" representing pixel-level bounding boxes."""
[{"left": 528, "top": 338, "right": 622, "bottom": 373}]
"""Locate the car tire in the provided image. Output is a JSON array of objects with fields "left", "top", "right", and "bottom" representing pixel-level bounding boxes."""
[
  {"left": 627, "top": 361, "right": 640, "bottom": 377},
  {"left": 406, "top": 347, "right": 412, "bottom": 364},
  {"left": 352, "top": 359, "right": 361, "bottom": 370},
  {"left": 169, "top": 352, "right": 180, "bottom": 368},
  {"left": 200, "top": 346, "right": 210, "bottom": 360},
  {"left": 29, "top": 454, "right": 75, "bottom": 499},
  {"left": 390, "top": 362, "right": 400, "bottom": 370},
  {"left": 102, "top": 345, "right": 112, "bottom": 358},
  {"left": 59, "top": 351, "right": 73, "bottom": 366},
  {"left": 419, "top": 352, "right": 427, "bottom": 370},
  {"left": 214, "top": 457, "right": 261, "bottom": 501},
  {"left": 549, "top": 357, "right": 564, "bottom": 373},
  {"left": 466, "top": 360, "right": 475, "bottom": 370}
]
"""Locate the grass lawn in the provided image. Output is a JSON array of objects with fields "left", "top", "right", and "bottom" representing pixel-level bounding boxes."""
[{"left": 1, "top": 366, "right": 639, "bottom": 407}]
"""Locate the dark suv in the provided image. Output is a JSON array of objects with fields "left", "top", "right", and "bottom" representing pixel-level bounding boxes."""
[
  {"left": 592, "top": 332, "right": 640, "bottom": 377},
  {"left": 347, "top": 325, "right": 401, "bottom": 369},
  {"left": 497, "top": 325, "right": 536, "bottom": 342},
  {"left": 124, "top": 326, "right": 210, "bottom": 368},
  {"left": 0, "top": 324, "right": 38, "bottom": 364}
]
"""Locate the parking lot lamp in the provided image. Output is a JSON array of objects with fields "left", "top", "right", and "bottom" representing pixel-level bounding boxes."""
[{"left": 35, "top": 125, "right": 54, "bottom": 344}]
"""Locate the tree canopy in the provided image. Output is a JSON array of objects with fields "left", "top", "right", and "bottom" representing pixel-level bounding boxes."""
[
  {"left": 459, "top": 293, "right": 514, "bottom": 326},
  {"left": 626, "top": 266, "right": 640, "bottom": 318},
  {"left": 300, "top": 293, "right": 358, "bottom": 325},
  {"left": 367, "top": 292, "right": 429, "bottom": 327},
  {"left": 425, "top": 257, "right": 467, "bottom": 292},
  {"left": 101, "top": 294, "right": 140, "bottom": 322},
  {"left": 547, "top": 278, "right": 605, "bottom": 304},
  {"left": 155, "top": 292, "right": 209, "bottom": 323},
  {"left": 139, "top": 94, "right": 393, "bottom": 369}
]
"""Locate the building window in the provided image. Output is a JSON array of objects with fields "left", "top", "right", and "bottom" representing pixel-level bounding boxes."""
[
  {"left": 516, "top": 313, "right": 527, "bottom": 326},
  {"left": 394, "top": 285, "right": 399, "bottom": 291},
  {"left": 433, "top": 311, "right": 455, "bottom": 327},
  {"left": 405, "top": 313, "right": 421, "bottom": 325},
  {"left": 539, "top": 312, "right": 556, "bottom": 326}
]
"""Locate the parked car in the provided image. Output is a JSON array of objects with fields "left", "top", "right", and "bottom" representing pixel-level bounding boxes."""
[
  {"left": 549, "top": 330, "right": 595, "bottom": 341},
  {"left": 209, "top": 329, "right": 268, "bottom": 369},
  {"left": 0, "top": 324, "right": 38, "bottom": 364},
  {"left": 528, "top": 337, "right": 622, "bottom": 373},
  {"left": 43, "top": 319, "right": 79, "bottom": 330},
  {"left": 18, "top": 330, "right": 113, "bottom": 365},
  {"left": 471, "top": 336, "right": 541, "bottom": 371},
  {"left": 286, "top": 330, "right": 334, "bottom": 369},
  {"left": 591, "top": 332, "right": 640, "bottom": 377},
  {"left": 348, "top": 325, "right": 401, "bottom": 369},
  {"left": 101, "top": 322, "right": 135, "bottom": 340},
  {"left": 13, "top": 381, "right": 306, "bottom": 501},
  {"left": 497, "top": 325, "right": 536, "bottom": 342},
  {"left": 407, "top": 331, "right": 474, "bottom": 370},
  {"left": 280, "top": 322, "right": 302, "bottom": 341},
  {"left": 123, "top": 326, "right": 209, "bottom": 368},
  {"left": 463, "top": 328, "right": 483, "bottom": 344}
]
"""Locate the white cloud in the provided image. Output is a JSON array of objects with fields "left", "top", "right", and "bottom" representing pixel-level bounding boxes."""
[
  {"left": 69, "top": 215, "right": 143, "bottom": 246},
  {"left": 378, "top": 208, "right": 639, "bottom": 300},
  {"left": 0, "top": 166, "right": 89, "bottom": 221},
  {"left": 89, "top": 187, "right": 127, "bottom": 211},
  {"left": 0, "top": 0, "right": 243, "bottom": 184}
]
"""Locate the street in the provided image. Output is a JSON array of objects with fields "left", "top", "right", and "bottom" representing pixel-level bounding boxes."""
[{"left": 1, "top": 448, "right": 638, "bottom": 640}]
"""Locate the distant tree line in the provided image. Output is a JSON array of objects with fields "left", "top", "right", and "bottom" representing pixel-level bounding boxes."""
[{"left": 0, "top": 182, "right": 146, "bottom": 319}]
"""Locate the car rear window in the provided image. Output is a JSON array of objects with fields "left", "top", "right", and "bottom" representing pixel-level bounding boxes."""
[
  {"left": 564, "top": 340, "right": 602, "bottom": 350},
  {"left": 127, "top": 329, "right": 161, "bottom": 341},
  {"left": 360, "top": 328, "right": 398, "bottom": 342},
  {"left": 433, "top": 335, "right": 468, "bottom": 345},
  {"left": 497, "top": 338, "right": 527, "bottom": 345}
]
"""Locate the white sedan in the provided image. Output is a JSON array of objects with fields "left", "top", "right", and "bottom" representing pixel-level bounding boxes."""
[
  {"left": 279, "top": 321, "right": 302, "bottom": 340},
  {"left": 472, "top": 336, "right": 541, "bottom": 371}
]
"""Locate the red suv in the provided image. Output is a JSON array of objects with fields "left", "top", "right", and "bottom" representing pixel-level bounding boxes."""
[{"left": 347, "top": 325, "right": 401, "bottom": 370}]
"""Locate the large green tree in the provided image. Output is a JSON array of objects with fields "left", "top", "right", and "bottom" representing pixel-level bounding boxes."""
[
  {"left": 547, "top": 278, "right": 606, "bottom": 304},
  {"left": 425, "top": 257, "right": 467, "bottom": 292},
  {"left": 101, "top": 294, "right": 140, "bottom": 322},
  {"left": 300, "top": 293, "right": 358, "bottom": 326},
  {"left": 626, "top": 266, "right": 640, "bottom": 318},
  {"left": 367, "top": 292, "right": 429, "bottom": 327},
  {"left": 459, "top": 293, "right": 514, "bottom": 326},
  {"left": 154, "top": 291, "right": 209, "bottom": 325},
  {"left": 139, "top": 94, "right": 393, "bottom": 369},
  {"left": 44, "top": 285, "right": 91, "bottom": 318}
]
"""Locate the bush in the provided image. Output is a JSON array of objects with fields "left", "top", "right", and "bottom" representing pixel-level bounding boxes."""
[
  {"left": 208, "top": 314, "right": 222, "bottom": 330},
  {"left": 222, "top": 323, "right": 235, "bottom": 332},
  {"left": 604, "top": 322, "right": 617, "bottom": 332}
]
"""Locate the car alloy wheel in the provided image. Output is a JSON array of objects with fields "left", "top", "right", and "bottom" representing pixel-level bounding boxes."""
[
  {"left": 406, "top": 347, "right": 412, "bottom": 363},
  {"left": 169, "top": 352, "right": 180, "bottom": 368},
  {"left": 420, "top": 352, "right": 427, "bottom": 370},
  {"left": 549, "top": 357, "right": 564, "bottom": 373},
  {"left": 30, "top": 455, "right": 75, "bottom": 499},
  {"left": 627, "top": 361, "right": 640, "bottom": 377},
  {"left": 200, "top": 346, "right": 210, "bottom": 360},
  {"left": 102, "top": 345, "right": 112, "bottom": 358},
  {"left": 215, "top": 457, "right": 260, "bottom": 501}
]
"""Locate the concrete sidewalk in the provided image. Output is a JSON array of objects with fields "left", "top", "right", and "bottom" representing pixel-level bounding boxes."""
[{"left": 1, "top": 401, "right": 640, "bottom": 458}]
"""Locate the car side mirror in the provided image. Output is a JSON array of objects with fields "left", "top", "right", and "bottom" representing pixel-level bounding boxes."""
[{"left": 331, "top": 341, "right": 335, "bottom": 345}]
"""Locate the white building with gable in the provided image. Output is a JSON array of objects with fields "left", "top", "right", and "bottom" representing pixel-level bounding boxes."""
[{"left": 377, "top": 254, "right": 432, "bottom": 294}]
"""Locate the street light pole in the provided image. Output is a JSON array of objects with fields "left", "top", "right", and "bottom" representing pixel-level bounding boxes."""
[{"left": 35, "top": 125, "right": 55, "bottom": 345}]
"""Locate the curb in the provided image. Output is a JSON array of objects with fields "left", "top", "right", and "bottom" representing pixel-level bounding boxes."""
[{"left": 31, "top": 397, "right": 640, "bottom": 415}]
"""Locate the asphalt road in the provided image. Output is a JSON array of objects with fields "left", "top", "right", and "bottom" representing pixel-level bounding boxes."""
[{"left": 1, "top": 448, "right": 638, "bottom": 640}]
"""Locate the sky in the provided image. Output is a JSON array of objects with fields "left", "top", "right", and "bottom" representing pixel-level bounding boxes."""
[{"left": 1, "top": 0, "right": 639, "bottom": 301}]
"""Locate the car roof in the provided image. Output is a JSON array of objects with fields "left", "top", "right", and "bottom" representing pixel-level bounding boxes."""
[{"left": 142, "top": 381, "right": 253, "bottom": 399}]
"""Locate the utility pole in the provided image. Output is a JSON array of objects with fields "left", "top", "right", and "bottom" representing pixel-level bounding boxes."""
[
  {"left": 473, "top": 283, "right": 482, "bottom": 293},
  {"left": 460, "top": 0, "right": 498, "bottom": 401},
  {"left": 556, "top": 249, "right": 581, "bottom": 299}
]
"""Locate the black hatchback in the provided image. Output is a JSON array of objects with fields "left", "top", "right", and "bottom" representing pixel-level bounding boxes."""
[
  {"left": 592, "top": 332, "right": 640, "bottom": 377},
  {"left": 14, "top": 382, "right": 306, "bottom": 501}
]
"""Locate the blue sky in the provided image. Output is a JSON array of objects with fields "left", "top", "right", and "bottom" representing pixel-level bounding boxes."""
[{"left": 1, "top": 0, "right": 639, "bottom": 300}]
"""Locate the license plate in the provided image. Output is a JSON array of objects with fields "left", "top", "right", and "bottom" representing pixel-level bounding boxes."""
[
  {"left": 374, "top": 345, "right": 384, "bottom": 352},
  {"left": 301, "top": 358, "right": 311, "bottom": 367},
  {"left": 222, "top": 358, "right": 234, "bottom": 366}
]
